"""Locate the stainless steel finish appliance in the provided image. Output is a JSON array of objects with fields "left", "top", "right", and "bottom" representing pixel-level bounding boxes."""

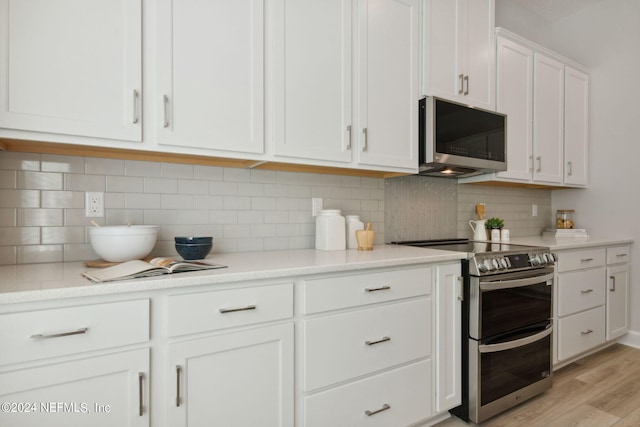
[
  {"left": 394, "top": 239, "right": 555, "bottom": 423},
  {"left": 419, "top": 97, "right": 507, "bottom": 178}
]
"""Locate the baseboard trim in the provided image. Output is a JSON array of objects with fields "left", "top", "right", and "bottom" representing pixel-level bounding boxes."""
[{"left": 619, "top": 330, "right": 640, "bottom": 348}]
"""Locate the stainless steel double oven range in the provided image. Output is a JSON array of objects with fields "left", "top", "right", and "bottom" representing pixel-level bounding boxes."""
[{"left": 396, "top": 239, "right": 556, "bottom": 424}]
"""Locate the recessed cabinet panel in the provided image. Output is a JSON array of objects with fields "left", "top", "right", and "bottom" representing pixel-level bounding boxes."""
[
  {"left": 0, "top": 0, "right": 142, "bottom": 141},
  {"left": 157, "top": 0, "right": 264, "bottom": 154},
  {"left": 272, "top": 0, "right": 352, "bottom": 163},
  {"left": 564, "top": 67, "right": 589, "bottom": 186}
]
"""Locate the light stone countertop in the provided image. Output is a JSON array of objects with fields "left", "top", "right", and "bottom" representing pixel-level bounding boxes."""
[
  {"left": 507, "top": 235, "right": 633, "bottom": 251},
  {"left": 0, "top": 245, "right": 468, "bottom": 305}
]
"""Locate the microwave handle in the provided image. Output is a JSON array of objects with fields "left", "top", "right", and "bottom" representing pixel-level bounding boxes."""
[
  {"left": 479, "top": 272, "right": 554, "bottom": 291},
  {"left": 479, "top": 325, "right": 552, "bottom": 353}
]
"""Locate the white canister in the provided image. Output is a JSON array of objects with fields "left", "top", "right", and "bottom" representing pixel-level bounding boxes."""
[
  {"left": 490, "top": 228, "right": 501, "bottom": 241},
  {"left": 345, "top": 215, "right": 364, "bottom": 249},
  {"left": 501, "top": 228, "right": 510, "bottom": 242},
  {"left": 315, "top": 210, "right": 346, "bottom": 251}
]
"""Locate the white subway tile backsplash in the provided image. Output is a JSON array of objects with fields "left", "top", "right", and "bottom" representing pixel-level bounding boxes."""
[
  {"left": 0, "top": 227, "right": 40, "bottom": 245},
  {"left": 41, "top": 155, "right": 85, "bottom": 173},
  {"left": 223, "top": 196, "right": 251, "bottom": 210},
  {"left": 162, "top": 194, "right": 194, "bottom": 210},
  {"left": 162, "top": 163, "right": 194, "bottom": 178},
  {"left": 177, "top": 179, "right": 209, "bottom": 195},
  {"left": 18, "top": 209, "right": 63, "bottom": 226},
  {"left": 42, "top": 190, "right": 84, "bottom": 209},
  {"left": 223, "top": 168, "right": 251, "bottom": 182},
  {"left": 144, "top": 177, "right": 178, "bottom": 194},
  {"left": 209, "top": 181, "right": 238, "bottom": 196},
  {"left": 86, "top": 157, "right": 124, "bottom": 176},
  {"left": 0, "top": 170, "right": 16, "bottom": 188},
  {"left": 125, "top": 160, "right": 162, "bottom": 177},
  {"left": 251, "top": 197, "right": 277, "bottom": 211},
  {"left": 126, "top": 193, "right": 161, "bottom": 209},
  {"left": 106, "top": 176, "right": 144, "bottom": 193},
  {"left": 0, "top": 189, "right": 40, "bottom": 208},
  {"left": 0, "top": 246, "right": 17, "bottom": 265},
  {"left": 64, "top": 174, "right": 105, "bottom": 191},
  {"left": 17, "top": 245, "right": 63, "bottom": 264},
  {"left": 0, "top": 208, "right": 16, "bottom": 226},
  {"left": 0, "top": 152, "right": 40, "bottom": 171},
  {"left": 42, "top": 227, "right": 85, "bottom": 244},
  {"left": 250, "top": 169, "right": 276, "bottom": 183},
  {"left": 194, "top": 165, "right": 224, "bottom": 181}
]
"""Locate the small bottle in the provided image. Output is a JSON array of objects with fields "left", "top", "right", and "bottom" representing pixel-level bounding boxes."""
[
  {"left": 315, "top": 210, "right": 346, "bottom": 251},
  {"left": 345, "top": 215, "right": 364, "bottom": 249}
]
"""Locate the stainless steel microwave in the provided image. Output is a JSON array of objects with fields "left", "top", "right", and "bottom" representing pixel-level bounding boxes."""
[{"left": 418, "top": 96, "right": 507, "bottom": 178}]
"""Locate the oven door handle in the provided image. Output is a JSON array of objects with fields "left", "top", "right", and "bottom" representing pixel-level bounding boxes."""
[
  {"left": 479, "top": 325, "right": 552, "bottom": 353},
  {"left": 479, "top": 272, "right": 554, "bottom": 291}
]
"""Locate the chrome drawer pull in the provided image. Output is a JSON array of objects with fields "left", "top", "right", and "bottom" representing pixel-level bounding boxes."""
[
  {"left": 581, "top": 329, "right": 594, "bottom": 335},
  {"left": 610, "top": 275, "right": 616, "bottom": 292},
  {"left": 219, "top": 305, "right": 256, "bottom": 314},
  {"left": 30, "top": 327, "right": 88, "bottom": 340},
  {"left": 133, "top": 89, "right": 140, "bottom": 124},
  {"left": 616, "top": 253, "right": 628, "bottom": 258},
  {"left": 163, "top": 94, "right": 170, "bottom": 128},
  {"left": 138, "top": 372, "right": 144, "bottom": 416},
  {"left": 581, "top": 289, "right": 594, "bottom": 294},
  {"left": 176, "top": 365, "right": 182, "bottom": 407},
  {"left": 365, "top": 336, "right": 391, "bottom": 346},
  {"left": 580, "top": 258, "right": 594, "bottom": 262},
  {"left": 365, "top": 403, "right": 390, "bottom": 416},
  {"left": 365, "top": 286, "right": 391, "bottom": 293}
]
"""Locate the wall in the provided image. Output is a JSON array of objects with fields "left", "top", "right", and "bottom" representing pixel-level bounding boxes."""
[
  {"left": 385, "top": 176, "right": 551, "bottom": 242},
  {"left": 0, "top": 151, "right": 385, "bottom": 265}
]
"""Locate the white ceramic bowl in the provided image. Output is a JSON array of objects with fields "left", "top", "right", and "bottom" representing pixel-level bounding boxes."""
[{"left": 89, "top": 225, "right": 158, "bottom": 262}]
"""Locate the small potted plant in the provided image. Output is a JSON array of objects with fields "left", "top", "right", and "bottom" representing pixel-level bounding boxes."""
[{"left": 485, "top": 217, "right": 504, "bottom": 240}]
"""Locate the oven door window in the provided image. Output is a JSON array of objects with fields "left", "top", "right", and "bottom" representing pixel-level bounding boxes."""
[
  {"left": 480, "top": 274, "right": 552, "bottom": 338},
  {"left": 479, "top": 324, "right": 552, "bottom": 406}
]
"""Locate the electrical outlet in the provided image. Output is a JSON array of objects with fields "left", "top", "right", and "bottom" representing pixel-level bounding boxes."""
[
  {"left": 86, "top": 192, "right": 104, "bottom": 217},
  {"left": 312, "top": 198, "right": 323, "bottom": 217}
]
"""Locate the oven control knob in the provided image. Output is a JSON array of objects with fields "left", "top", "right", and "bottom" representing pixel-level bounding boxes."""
[
  {"left": 530, "top": 254, "right": 541, "bottom": 266},
  {"left": 547, "top": 253, "right": 556, "bottom": 263},
  {"left": 499, "top": 258, "right": 509, "bottom": 269},
  {"left": 483, "top": 259, "right": 493, "bottom": 271},
  {"left": 492, "top": 258, "right": 500, "bottom": 270}
]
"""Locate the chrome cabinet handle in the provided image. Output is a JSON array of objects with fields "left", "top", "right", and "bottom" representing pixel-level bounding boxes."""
[
  {"left": 219, "top": 305, "right": 256, "bottom": 314},
  {"left": 580, "top": 258, "right": 594, "bottom": 263},
  {"left": 458, "top": 74, "right": 464, "bottom": 94},
  {"left": 581, "top": 289, "right": 594, "bottom": 294},
  {"left": 365, "top": 336, "right": 390, "bottom": 346},
  {"left": 536, "top": 156, "right": 542, "bottom": 172},
  {"left": 365, "top": 403, "right": 390, "bottom": 416},
  {"left": 362, "top": 128, "right": 368, "bottom": 151},
  {"left": 567, "top": 161, "right": 573, "bottom": 176},
  {"left": 176, "top": 365, "right": 182, "bottom": 407},
  {"left": 581, "top": 329, "right": 594, "bottom": 335},
  {"left": 463, "top": 75, "right": 469, "bottom": 95},
  {"left": 457, "top": 276, "right": 464, "bottom": 301},
  {"left": 365, "top": 286, "right": 390, "bottom": 293},
  {"left": 616, "top": 253, "right": 628, "bottom": 258},
  {"left": 346, "top": 125, "right": 352, "bottom": 150},
  {"left": 529, "top": 155, "right": 534, "bottom": 172},
  {"left": 163, "top": 95, "right": 170, "bottom": 128},
  {"left": 610, "top": 275, "right": 616, "bottom": 291},
  {"left": 133, "top": 90, "right": 140, "bottom": 124},
  {"left": 138, "top": 372, "right": 144, "bottom": 416},
  {"left": 30, "top": 327, "right": 88, "bottom": 340}
]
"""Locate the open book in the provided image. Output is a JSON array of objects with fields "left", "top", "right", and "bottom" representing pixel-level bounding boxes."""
[{"left": 82, "top": 257, "right": 227, "bottom": 283}]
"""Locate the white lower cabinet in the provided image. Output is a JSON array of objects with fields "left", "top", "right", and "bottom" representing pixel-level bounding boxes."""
[
  {"left": 168, "top": 323, "right": 294, "bottom": 427},
  {"left": 554, "top": 245, "right": 631, "bottom": 365},
  {"left": 303, "top": 360, "right": 432, "bottom": 427},
  {"left": 0, "top": 348, "right": 149, "bottom": 427}
]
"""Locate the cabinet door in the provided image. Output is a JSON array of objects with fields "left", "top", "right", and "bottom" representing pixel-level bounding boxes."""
[
  {"left": 423, "top": 0, "right": 459, "bottom": 100},
  {"left": 533, "top": 53, "right": 564, "bottom": 184},
  {"left": 272, "top": 0, "right": 352, "bottom": 163},
  {"left": 606, "top": 264, "right": 629, "bottom": 340},
  {"left": 157, "top": 0, "right": 264, "bottom": 154},
  {"left": 564, "top": 66, "right": 589, "bottom": 186},
  {"left": 459, "top": 0, "right": 494, "bottom": 110},
  {"left": 356, "top": 0, "right": 419, "bottom": 169},
  {"left": 169, "top": 323, "right": 294, "bottom": 427},
  {"left": 434, "top": 262, "right": 462, "bottom": 412},
  {"left": 495, "top": 36, "right": 534, "bottom": 182},
  {"left": 0, "top": 0, "right": 142, "bottom": 142},
  {"left": 0, "top": 349, "right": 149, "bottom": 427}
]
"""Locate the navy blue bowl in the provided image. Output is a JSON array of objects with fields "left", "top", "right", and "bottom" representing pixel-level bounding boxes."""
[
  {"left": 175, "top": 242, "right": 213, "bottom": 260},
  {"left": 175, "top": 236, "right": 213, "bottom": 244}
]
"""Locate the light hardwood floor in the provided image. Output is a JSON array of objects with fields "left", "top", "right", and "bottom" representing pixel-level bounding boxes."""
[{"left": 435, "top": 343, "right": 640, "bottom": 427}]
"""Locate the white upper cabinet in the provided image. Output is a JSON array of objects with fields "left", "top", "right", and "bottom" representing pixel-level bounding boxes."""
[
  {"left": 564, "top": 67, "right": 589, "bottom": 186},
  {"left": 0, "top": 0, "right": 142, "bottom": 142},
  {"left": 423, "top": 0, "right": 495, "bottom": 110},
  {"left": 495, "top": 36, "right": 534, "bottom": 182},
  {"left": 272, "top": 0, "right": 352, "bottom": 163},
  {"left": 533, "top": 52, "right": 564, "bottom": 184},
  {"left": 156, "top": 0, "right": 264, "bottom": 155},
  {"left": 356, "top": 0, "right": 420, "bottom": 170},
  {"left": 272, "top": 0, "right": 419, "bottom": 172}
]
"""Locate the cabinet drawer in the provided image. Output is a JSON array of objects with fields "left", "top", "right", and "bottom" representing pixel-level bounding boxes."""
[
  {"left": 556, "top": 306, "right": 605, "bottom": 361},
  {"left": 607, "top": 245, "right": 630, "bottom": 265},
  {"left": 167, "top": 283, "right": 293, "bottom": 337},
  {"left": 302, "top": 266, "right": 431, "bottom": 314},
  {"left": 557, "top": 268, "right": 605, "bottom": 316},
  {"left": 304, "top": 359, "right": 432, "bottom": 427},
  {"left": 0, "top": 299, "right": 149, "bottom": 366},
  {"left": 556, "top": 248, "right": 605, "bottom": 272},
  {"left": 303, "top": 298, "right": 431, "bottom": 391}
]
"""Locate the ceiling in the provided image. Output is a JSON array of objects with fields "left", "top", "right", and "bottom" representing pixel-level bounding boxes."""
[{"left": 509, "top": 0, "right": 604, "bottom": 22}]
